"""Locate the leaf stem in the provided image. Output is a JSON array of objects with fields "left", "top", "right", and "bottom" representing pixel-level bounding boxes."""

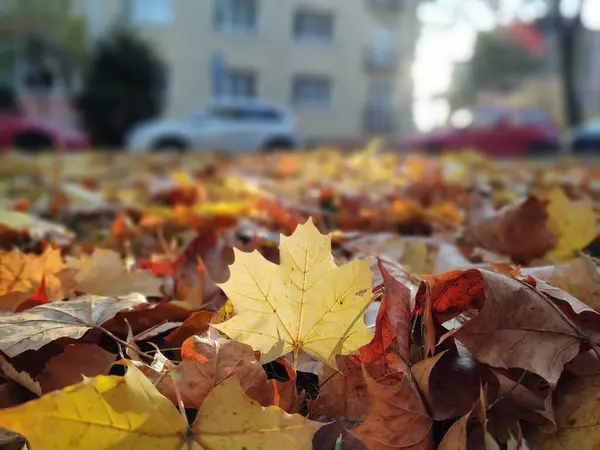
[
  {"left": 292, "top": 345, "right": 299, "bottom": 372},
  {"left": 96, "top": 326, "right": 154, "bottom": 362}
]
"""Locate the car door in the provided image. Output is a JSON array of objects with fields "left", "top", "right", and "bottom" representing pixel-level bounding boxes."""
[
  {"left": 189, "top": 105, "right": 239, "bottom": 151},
  {"left": 198, "top": 105, "right": 260, "bottom": 152},
  {"left": 463, "top": 108, "right": 515, "bottom": 156}
]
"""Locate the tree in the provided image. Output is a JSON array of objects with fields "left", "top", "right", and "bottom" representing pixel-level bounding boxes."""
[
  {"left": 449, "top": 28, "right": 547, "bottom": 109},
  {"left": 75, "top": 27, "right": 167, "bottom": 147},
  {"left": 0, "top": 0, "right": 87, "bottom": 96},
  {"left": 424, "top": 0, "right": 587, "bottom": 126},
  {"left": 550, "top": 0, "right": 583, "bottom": 127}
]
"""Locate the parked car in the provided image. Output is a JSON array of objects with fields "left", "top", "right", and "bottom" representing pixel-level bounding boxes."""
[
  {"left": 402, "top": 106, "right": 560, "bottom": 157},
  {"left": 125, "top": 99, "right": 305, "bottom": 153},
  {"left": 0, "top": 113, "right": 89, "bottom": 152},
  {"left": 567, "top": 118, "right": 600, "bottom": 154}
]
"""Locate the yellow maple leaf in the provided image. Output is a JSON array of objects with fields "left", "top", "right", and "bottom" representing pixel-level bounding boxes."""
[
  {"left": 0, "top": 247, "right": 76, "bottom": 311},
  {"left": 0, "top": 362, "right": 322, "bottom": 450},
  {"left": 213, "top": 218, "right": 373, "bottom": 368},
  {"left": 542, "top": 188, "right": 597, "bottom": 261}
]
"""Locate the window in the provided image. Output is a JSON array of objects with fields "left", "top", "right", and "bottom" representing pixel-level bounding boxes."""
[
  {"left": 367, "top": 83, "right": 393, "bottom": 108},
  {"left": 292, "top": 76, "right": 332, "bottom": 109},
  {"left": 294, "top": 10, "right": 334, "bottom": 43},
  {"left": 367, "top": 27, "right": 397, "bottom": 69},
  {"left": 222, "top": 70, "right": 257, "bottom": 99},
  {"left": 214, "top": 0, "right": 258, "bottom": 34},
  {"left": 128, "top": 0, "right": 173, "bottom": 25},
  {"left": 511, "top": 108, "right": 550, "bottom": 126},
  {"left": 209, "top": 105, "right": 281, "bottom": 122}
]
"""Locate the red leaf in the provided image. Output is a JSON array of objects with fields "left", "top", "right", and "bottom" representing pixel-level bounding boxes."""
[
  {"left": 351, "top": 261, "right": 412, "bottom": 370},
  {"left": 16, "top": 275, "right": 49, "bottom": 312}
]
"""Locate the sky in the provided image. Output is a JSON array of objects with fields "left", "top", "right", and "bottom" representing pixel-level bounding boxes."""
[{"left": 412, "top": 0, "right": 600, "bottom": 132}]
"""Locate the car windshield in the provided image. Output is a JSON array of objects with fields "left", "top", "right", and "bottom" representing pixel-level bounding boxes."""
[
  {"left": 511, "top": 108, "right": 549, "bottom": 125},
  {"left": 469, "top": 108, "right": 503, "bottom": 128}
]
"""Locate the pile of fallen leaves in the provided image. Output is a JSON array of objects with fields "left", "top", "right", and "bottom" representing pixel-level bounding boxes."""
[{"left": 0, "top": 145, "right": 600, "bottom": 449}]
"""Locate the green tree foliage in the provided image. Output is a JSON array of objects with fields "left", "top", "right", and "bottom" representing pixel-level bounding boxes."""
[
  {"left": 75, "top": 27, "right": 167, "bottom": 147},
  {"left": 449, "top": 29, "right": 547, "bottom": 109},
  {"left": 0, "top": 0, "right": 87, "bottom": 92}
]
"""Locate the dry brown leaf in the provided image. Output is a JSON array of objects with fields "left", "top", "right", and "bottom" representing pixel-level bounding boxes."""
[
  {"left": 101, "top": 301, "right": 191, "bottom": 337},
  {"left": 463, "top": 195, "right": 556, "bottom": 263},
  {"left": 523, "top": 255, "right": 600, "bottom": 311},
  {"left": 310, "top": 356, "right": 371, "bottom": 422},
  {"left": 351, "top": 369, "right": 434, "bottom": 450},
  {"left": 164, "top": 310, "right": 215, "bottom": 347},
  {"left": 0, "top": 247, "right": 76, "bottom": 311},
  {"left": 437, "top": 412, "right": 470, "bottom": 450},
  {"left": 151, "top": 333, "right": 299, "bottom": 412},
  {"left": 419, "top": 269, "right": 585, "bottom": 388},
  {"left": 0, "top": 354, "right": 41, "bottom": 396},
  {"left": 412, "top": 351, "right": 495, "bottom": 421},
  {"left": 490, "top": 369, "right": 556, "bottom": 434},
  {"left": 0, "top": 293, "right": 146, "bottom": 357},
  {"left": 35, "top": 344, "right": 116, "bottom": 393},
  {"left": 67, "top": 249, "right": 162, "bottom": 298},
  {"left": 527, "top": 357, "right": 600, "bottom": 449}
]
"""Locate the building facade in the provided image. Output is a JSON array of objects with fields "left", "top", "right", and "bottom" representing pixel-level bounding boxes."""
[{"left": 79, "top": 0, "right": 419, "bottom": 141}]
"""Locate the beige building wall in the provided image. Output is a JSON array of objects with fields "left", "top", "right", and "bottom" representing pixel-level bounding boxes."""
[{"left": 80, "top": 0, "right": 418, "bottom": 141}]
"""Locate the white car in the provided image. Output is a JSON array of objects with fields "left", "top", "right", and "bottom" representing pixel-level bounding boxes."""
[
  {"left": 125, "top": 99, "right": 304, "bottom": 153},
  {"left": 568, "top": 118, "right": 600, "bottom": 154}
]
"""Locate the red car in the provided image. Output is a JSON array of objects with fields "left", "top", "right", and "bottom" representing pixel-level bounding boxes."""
[
  {"left": 0, "top": 113, "right": 89, "bottom": 152},
  {"left": 403, "top": 107, "right": 560, "bottom": 157}
]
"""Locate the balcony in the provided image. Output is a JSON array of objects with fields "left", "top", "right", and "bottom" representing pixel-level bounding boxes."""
[
  {"left": 363, "top": 106, "right": 397, "bottom": 134},
  {"left": 364, "top": 48, "right": 398, "bottom": 72},
  {"left": 368, "top": 0, "right": 402, "bottom": 10}
]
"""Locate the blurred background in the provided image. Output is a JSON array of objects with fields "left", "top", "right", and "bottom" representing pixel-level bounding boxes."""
[{"left": 0, "top": 0, "right": 599, "bottom": 156}]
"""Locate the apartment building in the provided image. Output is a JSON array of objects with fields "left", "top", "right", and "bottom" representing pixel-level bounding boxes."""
[{"left": 78, "top": 0, "right": 419, "bottom": 141}]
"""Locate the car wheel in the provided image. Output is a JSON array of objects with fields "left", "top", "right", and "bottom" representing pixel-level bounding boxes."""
[
  {"left": 572, "top": 138, "right": 600, "bottom": 155},
  {"left": 12, "top": 131, "right": 54, "bottom": 153},
  {"left": 528, "top": 141, "right": 559, "bottom": 157},
  {"left": 263, "top": 138, "right": 295, "bottom": 153},
  {"left": 152, "top": 137, "right": 188, "bottom": 153}
]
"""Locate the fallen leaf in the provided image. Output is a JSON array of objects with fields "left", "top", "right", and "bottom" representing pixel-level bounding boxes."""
[
  {"left": 352, "top": 369, "right": 433, "bottom": 449},
  {"left": 313, "top": 420, "right": 367, "bottom": 450},
  {"left": 527, "top": 368, "right": 600, "bottom": 448},
  {"left": 102, "top": 300, "right": 191, "bottom": 336},
  {"left": 412, "top": 350, "right": 494, "bottom": 420},
  {"left": 350, "top": 261, "right": 411, "bottom": 370},
  {"left": 213, "top": 218, "right": 373, "bottom": 367},
  {"left": 463, "top": 195, "right": 556, "bottom": 263},
  {"left": 542, "top": 187, "right": 597, "bottom": 261},
  {"left": 0, "top": 247, "right": 76, "bottom": 311},
  {"left": 0, "top": 293, "right": 146, "bottom": 357},
  {"left": 437, "top": 412, "right": 470, "bottom": 450},
  {"left": 523, "top": 255, "right": 600, "bottom": 312},
  {"left": 416, "top": 269, "right": 584, "bottom": 388},
  {"left": 310, "top": 356, "right": 372, "bottom": 421},
  {"left": 0, "top": 362, "right": 323, "bottom": 449},
  {"left": 0, "top": 354, "right": 41, "bottom": 396},
  {"left": 35, "top": 344, "right": 116, "bottom": 393},
  {"left": 67, "top": 249, "right": 162, "bottom": 298},
  {"left": 0, "top": 209, "right": 74, "bottom": 245},
  {"left": 164, "top": 310, "right": 215, "bottom": 346},
  {"left": 152, "top": 334, "right": 298, "bottom": 412}
]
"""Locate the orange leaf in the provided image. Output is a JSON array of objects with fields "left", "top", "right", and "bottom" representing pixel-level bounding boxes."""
[
  {"left": 164, "top": 310, "right": 215, "bottom": 347},
  {"left": 351, "top": 261, "right": 411, "bottom": 370},
  {"left": 0, "top": 248, "right": 76, "bottom": 311},
  {"left": 352, "top": 369, "right": 433, "bottom": 449}
]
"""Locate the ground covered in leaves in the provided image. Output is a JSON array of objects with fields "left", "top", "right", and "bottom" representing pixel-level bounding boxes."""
[{"left": 0, "top": 146, "right": 600, "bottom": 449}]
